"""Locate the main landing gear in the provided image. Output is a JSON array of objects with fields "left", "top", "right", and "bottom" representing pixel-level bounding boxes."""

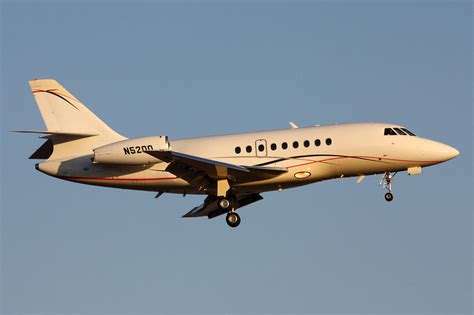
[
  {"left": 218, "top": 198, "right": 231, "bottom": 211},
  {"left": 226, "top": 211, "right": 241, "bottom": 228},
  {"left": 218, "top": 197, "right": 241, "bottom": 228},
  {"left": 380, "top": 171, "right": 396, "bottom": 202}
]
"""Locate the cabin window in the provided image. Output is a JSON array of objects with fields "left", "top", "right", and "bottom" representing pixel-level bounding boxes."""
[
  {"left": 326, "top": 138, "right": 332, "bottom": 145},
  {"left": 315, "top": 139, "right": 321, "bottom": 147},
  {"left": 271, "top": 143, "right": 277, "bottom": 151},
  {"left": 393, "top": 128, "right": 407, "bottom": 135},
  {"left": 282, "top": 142, "right": 288, "bottom": 150},
  {"left": 258, "top": 144, "right": 265, "bottom": 152},
  {"left": 304, "top": 140, "right": 310, "bottom": 147},
  {"left": 246, "top": 145, "right": 252, "bottom": 153},
  {"left": 235, "top": 146, "right": 241, "bottom": 154},
  {"left": 401, "top": 128, "right": 416, "bottom": 136},
  {"left": 384, "top": 128, "right": 397, "bottom": 136},
  {"left": 293, "top": 141, "right": 299, "bottom": 149}
]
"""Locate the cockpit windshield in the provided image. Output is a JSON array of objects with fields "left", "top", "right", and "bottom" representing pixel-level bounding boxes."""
[
  {"left": 384, "top": 127, "right": 416, "bottom": 136},
  {"left": 393, "top": 128, "right": 407, "bottom": 135},
  {"left": 401, "top": 128, "right": 416, "bottom": 136},
  {"left": 384, "top": 128, "right": 397, "bottom": 135}
]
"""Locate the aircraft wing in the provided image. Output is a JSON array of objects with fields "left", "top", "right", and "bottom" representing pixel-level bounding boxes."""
[
  {"left": 145, "top": 150, "right": 287, "bottom": 180},
  {"left": 183, "top": 193, "right": 263, "bottom": 218}
]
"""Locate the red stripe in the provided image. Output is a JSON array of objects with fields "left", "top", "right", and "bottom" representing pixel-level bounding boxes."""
[
  {"left": 288, "top": 157, "right": 344, "bottom": 168},
  {"left": 58, "top": 175, "right": 177, "bottom": 181},
  {"left": 31, "top": 89, "right": 77, "bottom": 100},
  {"left": 287, "top": 155, "right": 441, "bottom": 169},
  {"left": 354, "top": 155, "right": 441, "bottom": 163},
  {"left": 56, "top": 156, "right": 441, "bottom": 179}
]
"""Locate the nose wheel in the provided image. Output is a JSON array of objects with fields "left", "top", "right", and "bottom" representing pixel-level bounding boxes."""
[
  {"left": 384, "top": 192, "right": 394, "bottom": 202},
  {"left": 380, "top": 172, "right": 396, "bottom": 202}
]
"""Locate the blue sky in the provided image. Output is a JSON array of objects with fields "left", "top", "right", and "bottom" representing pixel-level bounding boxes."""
[{"left": 1, "top": 1, "right": 472, "bottom": 314}]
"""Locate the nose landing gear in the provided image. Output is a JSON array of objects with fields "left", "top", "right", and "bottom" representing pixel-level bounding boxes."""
[{"left": 380, "top": 172, "right": 397, "bottom": 202}]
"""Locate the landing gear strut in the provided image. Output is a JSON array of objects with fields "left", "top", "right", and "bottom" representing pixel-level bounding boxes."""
[{"left": 380, "top": 171, "right": 396, "bottom": 202}]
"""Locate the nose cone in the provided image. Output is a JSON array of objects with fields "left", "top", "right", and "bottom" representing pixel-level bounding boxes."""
[
  {"left": 440, "top": 143, "right": 459, "bottom": 160},
  {"left": 433, "top": 142, "right": 460, "bottom": 161},
  {"left": 418, "top": 139, "right": 460, "bottom": 164}
]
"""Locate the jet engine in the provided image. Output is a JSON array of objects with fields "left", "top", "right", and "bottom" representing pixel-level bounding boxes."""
[{"left": 93, "top": 136, "right": 170, "bottom": 165}]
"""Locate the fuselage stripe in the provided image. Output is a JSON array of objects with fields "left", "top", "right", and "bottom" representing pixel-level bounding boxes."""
[
  {"left": 54, "top": 155, "right": 440, "bottom": 182},
  {"left": 252, "top": 154, "right": 441, "bottom": 168},
  {"left": 57, "top": 175, "right": 177, "bottom": 181}
]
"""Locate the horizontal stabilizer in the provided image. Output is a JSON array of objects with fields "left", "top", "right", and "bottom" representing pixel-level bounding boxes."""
[{"left": 13, "top": 130, "right": 99, "bottom": 137}]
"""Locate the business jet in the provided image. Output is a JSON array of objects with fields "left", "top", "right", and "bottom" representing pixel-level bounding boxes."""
[{"left": 16, "top": 79, "right": 459, "bottom": 228}]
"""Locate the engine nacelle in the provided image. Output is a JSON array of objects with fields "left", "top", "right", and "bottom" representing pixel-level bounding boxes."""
[{"left": 93, "top": 136, "right": 170, "bottom": 165}]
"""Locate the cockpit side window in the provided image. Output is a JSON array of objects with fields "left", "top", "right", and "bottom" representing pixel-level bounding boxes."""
[
  {"left": 384, "top": 128, "right": 397, "bottom": 135},
  {"left": 393, "top": 128, "right": 407, "bottom": 135},
  {"left": 401, "top": 128, "right": 416, "bottom": 136}
]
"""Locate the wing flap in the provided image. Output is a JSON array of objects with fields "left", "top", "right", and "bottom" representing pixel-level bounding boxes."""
[
  {"left": 183, "top": 194, "right": 263, "bottom": 218},
  {"left": 245, "top": 165, "right": 288, "bottom": 174},
  {"left": 145, "top": 150, "right": 249, "bottom": 180}
]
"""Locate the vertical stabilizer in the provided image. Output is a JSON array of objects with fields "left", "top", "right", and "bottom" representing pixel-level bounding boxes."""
[
  {"left": 29, "top": 79, "right": 123, "bottom": 138},
  {"left": 27, "top": 79, "right": 126, "bottom": 159}
]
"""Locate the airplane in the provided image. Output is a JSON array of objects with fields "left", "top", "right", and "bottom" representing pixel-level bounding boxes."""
[{"left": 16, "top": 79, "right": 460, "bottom": 228}]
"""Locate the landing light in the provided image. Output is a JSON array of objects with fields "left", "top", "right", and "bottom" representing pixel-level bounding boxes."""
[{"left": 294, "top": 171, "right": 311, "bottom": 179}]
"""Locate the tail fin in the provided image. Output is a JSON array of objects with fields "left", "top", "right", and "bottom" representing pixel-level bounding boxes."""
[
  {"left": 29, "top": 79, "right": 122, "bottom": 137},
  {"left": 24, "top": 79, "right": 126, "bottom": 160}
]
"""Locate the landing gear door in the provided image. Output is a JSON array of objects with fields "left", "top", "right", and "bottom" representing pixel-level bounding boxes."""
[{"left": 255, "top": 139, "right": 267, "bottom": 157}]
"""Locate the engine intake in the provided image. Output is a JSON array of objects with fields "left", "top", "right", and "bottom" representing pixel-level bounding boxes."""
[{"left": 93, "top": 136, "right": 170, "bottom": 165}]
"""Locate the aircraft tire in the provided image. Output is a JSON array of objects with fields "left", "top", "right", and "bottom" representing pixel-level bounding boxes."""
[
  {"left": 384, "top": 192, "right": 394, "bottom": 202},
  {"left": 226, "top": 212, "right": 241, "bottom": 228},
  {"left": 218, "top": 198, "right": 231, "bottom": 210}
]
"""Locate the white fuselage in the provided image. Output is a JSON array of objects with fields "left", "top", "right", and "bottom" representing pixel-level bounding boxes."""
[{"left": 37, "top": 122, "right": 459, "bottom": 194}]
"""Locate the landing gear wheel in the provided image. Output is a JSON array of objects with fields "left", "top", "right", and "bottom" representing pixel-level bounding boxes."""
[
  {"left": 218, "top": 198, "right": 231, "bottom": 210},
  {"left": 226, "top": 212, "right": 241, "bottom": 228},
  {"left": 380, "top": 172, "right": 396, "bottom": 202}
]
